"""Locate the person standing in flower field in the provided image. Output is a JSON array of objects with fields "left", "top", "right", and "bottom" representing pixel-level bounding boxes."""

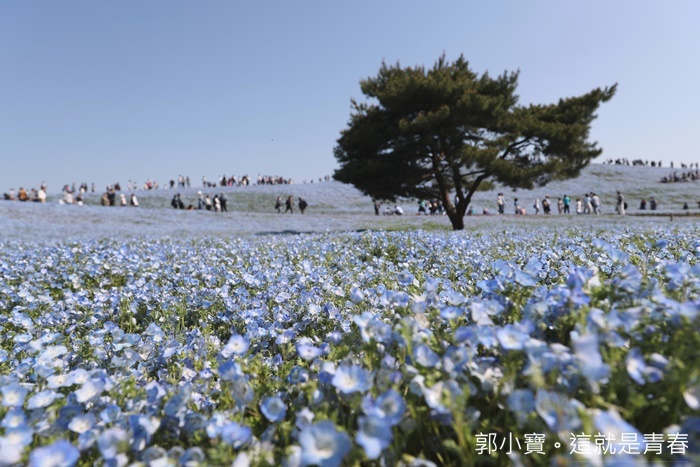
[
  {"left": 497, "top": 193, "right": 505, "bottom": 215},
  {"left": 591, "top": 192, "right": 601, "bottom": 214},
  {"left": 617, "top": 191, "right": 626, "bottom": 215},
  {"left": 542, "top": 195, "right": 551, "bottom": 214},
  {"left": 284, "top": 195, "right": 294, "bottom": 213}
]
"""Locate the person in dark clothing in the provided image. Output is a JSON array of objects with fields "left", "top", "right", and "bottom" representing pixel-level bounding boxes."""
[
  {"left": 275, "top": 196, "right": 283, "bottom": 213},
  {"left": 298, "top": 197, "right": 308, "bottom": 214},
  {"left": 284, "top": 195, "right": 293, "bottom": 213},
  {"left": 220, "top": 193, "right": 227, "bottom": 212},
  {"left": 373, "top": 200, "right": 381, "bottom": 216}
]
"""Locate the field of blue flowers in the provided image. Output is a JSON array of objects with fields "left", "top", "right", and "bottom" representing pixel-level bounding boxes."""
[{"left": 1, "top": 225, "right": 700, "bottom": 466}]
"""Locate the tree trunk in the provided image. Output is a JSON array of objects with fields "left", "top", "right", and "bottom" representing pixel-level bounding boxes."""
[{"left": 448, "top": 212, "right": 464, "bottom": 230}]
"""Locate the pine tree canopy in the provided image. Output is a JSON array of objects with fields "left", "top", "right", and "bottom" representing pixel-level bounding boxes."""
[{"left": 333, "top": 54, "right": 616, "bottom": 230}]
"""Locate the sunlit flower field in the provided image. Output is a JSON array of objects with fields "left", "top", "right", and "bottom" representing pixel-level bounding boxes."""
[{"left": 1, "top": 224, "right": 699, "bottom": 466}]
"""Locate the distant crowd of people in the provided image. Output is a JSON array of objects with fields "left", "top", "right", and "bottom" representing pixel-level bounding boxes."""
[
  {"left": 660, "top": 168, "right": 700, "bottom": 183},
  {"left": 274, "top": 196, "right": 308, "bottom": 214},
  {"left": 2, "top": 172, "right": 332, "bottom": 202},
  {"left": 375, "top": 190, "right": 700, "bottom": 218},
  {"left": 166, "top": 193, "right": 311, "bottom": 214},
  {"left": 603, "top": 157, "right": 700, "bottom": 171},
  {"left": 2, "top": 186, "right": 47, "bottom": 203}
]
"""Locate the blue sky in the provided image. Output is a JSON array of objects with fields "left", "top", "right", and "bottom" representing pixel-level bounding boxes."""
[{"left": 1, "top": 1, "right": 698, "bottom": 193}]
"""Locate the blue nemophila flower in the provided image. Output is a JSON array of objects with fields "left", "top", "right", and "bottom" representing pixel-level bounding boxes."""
[
  {"left": 593, "top": 409, "right": 646, "bottom": 455},
  {"left": 496, "top": 324, "right": 529, "bottom": 351},
  {"left": 475, "top": 326, "right": 498, "bottom": 349},
  {"left": 287, "top": 366, "right": 310, "bottom": 385},
  {"left": 99, "top": 404, "right": 122, "bottom": 424},
  {"left": 46, "top": 373, "right": 72, "bottom": 389},
  {"left": 299, "top": 420, "right": 351, "bottom": 467},
  {"left": 220, "top": 421, "right": 252, "bottom": 449},
  {"left": 164, "top": 389, "right": 191, "bottom": 418},
  {"left": 442, "top": 288, "right": 466, "bottom": 306},
  {"left": 513, "top": 269, "right": 537, "bottom": 287},
  {"left": 260, "top": 396, "right": 287, "bottom": 423},
  {"left": 626, "top": 348, "right": 649, "bottom": 385},
  {"left": 295, "top": 407, "right": 315, "bottom": 430},
  {"left": 332, "top": 364, "right": 372, "bottom": 394},
  {"left": 397, "top": 270, "right": 414, "bottom": 287},
  {"left": 413, "top": 343, "right": 440, "bottom": 368},
  {"left": 97, "top": 427, "right": 127, "bottom": 461},
  {"left": 349, "top": 287, "right": 365, "bottom": 303},
  {"left": 28, "top": 439, "right": 79, "bottom": 467},
  {"left": 535, "top": 389, "right": 582, "bottom": 437},
  {"left": 571, "top": 332, "right": 610, "bottom": 388},
  {"left": 424, "top": 277, "right": 439, "bottom": 293},
  {"left": 296, "top": 338, "right": 323, "bottom": 361},
  {"left": 0, "top": 436, "right": 23, "bottom": 465},
  {"left": 507, "top": 389, "right": 535, "bottom": 426},
  {"left": 1, "top": 382, "right": 28, "bottom": 407},
  {"left": 218, "top": 359, "right": 244, "bottom": 381},
  {"left": 2, "top": 408, "right": 27, "bottom": 430},
  {"left": 74, "top": 379, "right": 105, "bottom": 404},
  {"left": 66, "top": 369, "right": 90, "bottom": 387},
  {"left": 221, "top": 334, "right": 250, "bottom": 358},
  {"left": 180, "top": 447, "right": 206, "bottom": 466},
  {"left": 3, "top": 425, "right": 33, "bottom": 448},
  {"left": 439, "top": 306, "right": 461, "bottom": 320},
  {"left": 685, "top": 379, "right": 700, "bottom": 410},
  {"left": 129, "top": 415, "right": 161, "bottom": 452},
  {"left": 362, "top": 389, "right": 406, "bottom": 427},
  {"left": 318, "top": 362, "right": 336, "bottom": 385},
  {"left": 26, "top": 390, "right": 62, "bottom": 410},
  {"left": 67, "top": 413, "right": 95, "bottom": 434},
  {"left": 356, "top": 415, "right": 393, "bottom": 460}
]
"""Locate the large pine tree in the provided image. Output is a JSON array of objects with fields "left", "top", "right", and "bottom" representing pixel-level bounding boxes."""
[{"left": 334, "top": 55, "right": 616, "bottom": 230}]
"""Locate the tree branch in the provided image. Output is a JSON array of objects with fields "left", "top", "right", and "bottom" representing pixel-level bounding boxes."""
[{"left": 499, "top": 137, "right": 531, "bottom": 160}]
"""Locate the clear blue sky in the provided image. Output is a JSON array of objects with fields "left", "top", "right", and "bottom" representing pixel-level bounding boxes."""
[{"left": 1, "top": 1, "right": 699, "bottom": 193}]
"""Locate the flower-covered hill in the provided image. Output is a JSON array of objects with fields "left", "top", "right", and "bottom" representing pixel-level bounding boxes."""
[{"left": 1, "top": 163, "right": 699, "bottom": 241}]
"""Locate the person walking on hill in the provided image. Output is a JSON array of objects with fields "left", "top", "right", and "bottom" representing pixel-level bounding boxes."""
[
  {"left": 275, "top": 196, "right": 283, "bottom": 213},
  {"left": 298, "top": 197, "right": 308, "bottom": 214},
  {"left": 284, "top": 195, "right": 294, "bottom": 214}
]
